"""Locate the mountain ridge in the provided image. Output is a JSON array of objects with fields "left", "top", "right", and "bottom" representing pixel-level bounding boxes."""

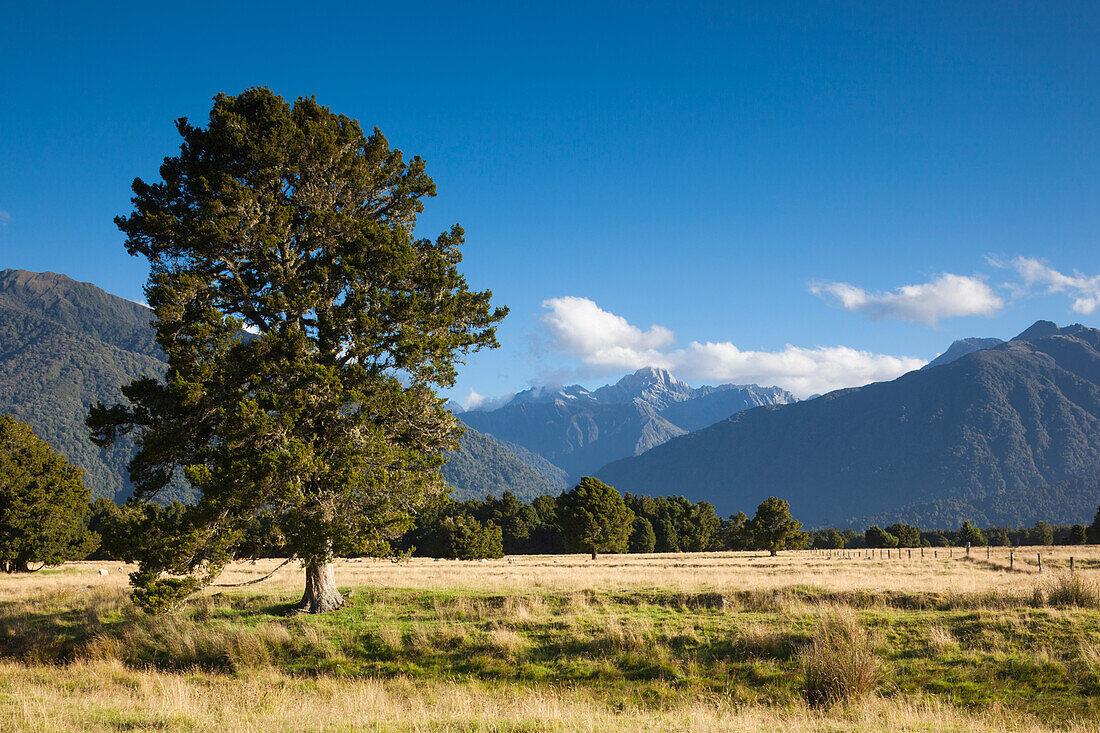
[
  {"left": 461, "top": 367, "right": 797, "bottom": 480},
  {"left": 596, "top": 321, "right": 1100, "bottom": 528}
]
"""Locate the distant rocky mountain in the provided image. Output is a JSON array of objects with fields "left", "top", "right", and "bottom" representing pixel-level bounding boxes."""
[
  {"left": 596, "top": 322, "right": 1100, "bottom": 529},
  {"left": 923, "top": 337, "right": 1004, "bottom": 370},
  {"left": 0, "top": 269, "right": 562, "bottom": 504},
  {"left": 460, "top": 367, "right": 796, "bottom": 480}
]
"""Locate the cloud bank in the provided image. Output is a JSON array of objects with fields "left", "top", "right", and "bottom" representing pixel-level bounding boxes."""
[
  {"left": 1006, "top": 257, "right": 1100, "bottom": 315},
  {"left": 540, "top": 297, "right": 925, "bottom": 397},
  {"left": 810, "top": 273, "right": 1003, "bottom": 326}
]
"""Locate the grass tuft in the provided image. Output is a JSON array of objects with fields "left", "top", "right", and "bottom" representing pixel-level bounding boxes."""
[
  {"left": 1044, "top": 574, "right": 1100, "bottom": 608},
  {"left": 800, "top": 607, "right": 880, "bottom": 709}
]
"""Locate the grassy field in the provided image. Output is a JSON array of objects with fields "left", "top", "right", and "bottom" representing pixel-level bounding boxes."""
[{"left": 3, "top": 548, "right": 1100, "bottom": 731}]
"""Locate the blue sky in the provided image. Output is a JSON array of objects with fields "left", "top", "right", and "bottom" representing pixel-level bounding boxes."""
[{"left": 2, "top": 1, "right": 1099, "bottom": 401}]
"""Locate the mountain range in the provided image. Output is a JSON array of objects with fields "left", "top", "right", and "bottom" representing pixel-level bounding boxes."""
[
  {"left": 597, "top": 321, "right": 1100, "bottom": 528},
  {"left": 6, "top": 267, "right": 1099, "bottom": 530},
  {"left": 460, "top": 367, "right": 795, "bottom": 480}
]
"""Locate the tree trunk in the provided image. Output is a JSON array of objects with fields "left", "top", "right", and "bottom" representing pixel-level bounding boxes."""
[
  {"left": 15, "top": 557, "right": 31, "bottom": 573},
  {"left": 293, "top": 560, "right": 346, "bottom": 614},
  {"left": 590, "top": 547, "right": 597, "bottom": 560},
  {"left": 769, "top": 549, "right": 777, "bottom": 557}
]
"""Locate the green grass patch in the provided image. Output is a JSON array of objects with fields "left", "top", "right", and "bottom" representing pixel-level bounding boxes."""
[{"left": 4, "top": 584, "right": 1100, "bottom": 723}]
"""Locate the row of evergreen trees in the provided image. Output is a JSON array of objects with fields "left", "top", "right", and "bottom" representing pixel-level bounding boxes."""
[
  {"left": 81, "top": 479, "right": 807, "bottom": 562},
  {"left": 82, "top": 487, "right": 1100, "bottom": 564}
]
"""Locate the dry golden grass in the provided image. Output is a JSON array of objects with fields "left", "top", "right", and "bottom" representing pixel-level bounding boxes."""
[
  {"left": 0, "top": 659, "right": 1092, "bottom": 733},
  {"left": 5, "top": 549, "right": 1100, "bottom": 731},
  {"left": 5, "top": 546, "right": 1092, "bottom": 603}
]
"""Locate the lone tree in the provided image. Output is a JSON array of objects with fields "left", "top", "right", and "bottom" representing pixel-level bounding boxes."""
[
  {"left": 88, "top": 88, "right": 506, "bottom": 613},
  {"left": 958, "top": 520, "right": 985, "bottom": 547},
  {"left": 557, "top": 477, "right": 634, "bottom": 560},
  {"left": 0, "top": 415, "right": 98, "bottom": 572},
  {"left": 747, "top": 496, "right": 804, "bottom": 556}
]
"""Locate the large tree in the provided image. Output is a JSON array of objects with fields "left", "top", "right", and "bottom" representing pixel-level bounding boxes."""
[
  {"left": 557, "top": 477, "right": 634, "bottom": 560},
  {"left": 88, "top": 88, "right": 506, "bottom": 613},
  {"left": 0, "top": 415, "right": 98, "bottom": 572},
  {"left": 747, "top": 496, "right": 805, "bottom": 556}
]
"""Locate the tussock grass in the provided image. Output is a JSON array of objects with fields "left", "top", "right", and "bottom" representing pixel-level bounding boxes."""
[
  {"left": 801, "top": 607, "right": 880, "bottom": 709},
  {"left": 1044, "top": 573, "right": 1100, "bottom": 608}
]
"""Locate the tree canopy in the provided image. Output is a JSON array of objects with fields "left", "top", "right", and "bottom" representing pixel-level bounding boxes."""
[
  {"left": 0, "top": 414, "right": 98, "bottom": 572},
  {"left": 557, "top": 477, "right": 634, "bottom": 560},
  {"left": 747, "top": 497, "right": 805, "bottom": 556},
  {"left": 88, "top": 88, "right": 506, "bottom": 612}
]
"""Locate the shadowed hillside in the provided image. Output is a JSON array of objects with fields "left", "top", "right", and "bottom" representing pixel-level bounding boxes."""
[{"left": 597, "top": 322, "right": 1100, "bottom": 528}]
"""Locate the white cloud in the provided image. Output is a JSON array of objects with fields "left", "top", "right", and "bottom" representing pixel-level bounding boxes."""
[
  {"left": 673, "top": 342, "right": 926, "bottom": 397},
  {"left": 463, "top": 388, "right": 488, "bottom": 411},
  {"left": 1006, "top": 256, "right": 1100, "bottom": 315},
  {"left": 541, "top": 296, "right": 675, "bottom": 372},
  {"left": 538, "top": 296, "right": 925, "bottom": 397},
  {"left": 0, "top": 210, "right": 10, "bottom": 226},
  {"left": 810, "top": 273, "right": 1003, "bottom": 326},
  {"left": 461, "top": 388, "right": 514, "bottom": 412}
]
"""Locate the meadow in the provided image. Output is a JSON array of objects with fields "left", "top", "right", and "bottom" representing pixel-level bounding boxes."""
[{"left": 3, "top": 548, "right": 1100, "bottom": 731}]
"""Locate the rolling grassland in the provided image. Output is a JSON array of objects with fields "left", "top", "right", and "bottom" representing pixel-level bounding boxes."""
[{"left": 3, "top": 549, "right": 1100, "bottom": 731}]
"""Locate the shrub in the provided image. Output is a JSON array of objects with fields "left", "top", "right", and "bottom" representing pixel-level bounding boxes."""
[
  {"left": 801, "top": 607, "right": 880, "bottom": 708},
  {"left": 1045, "top": 573, "right": 1100, "bottom": 608}
]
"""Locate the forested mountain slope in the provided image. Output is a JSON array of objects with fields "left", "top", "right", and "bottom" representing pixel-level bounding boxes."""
[{"left": 597, "top": 322, "right": 1100, "bottom": 528}]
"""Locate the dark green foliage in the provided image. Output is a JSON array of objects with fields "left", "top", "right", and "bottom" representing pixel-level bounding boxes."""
[
  {"left": 441, "top": 424, "right": 564, "bottom": 501},
  {"left": 557, "top": 477, "right": 634, "bottom": 558},
  {"left": 865, "top": 525, "right": 898, "bottom": 548},
  {"left": 0, "top": 270, "right": 543, "bottom": 506},
  {"left": 747, "top": 497, "right": 805, "bottom": 556},
  {"left": 885, "top": 523, "right": 921, "bottom": 547},
  {"left": 718, "top": 511, "right": 750, "bottom": 550},
  {"left": 958, "top": 521, "right": 985, "bottom": 546},
  {"left": 984, "top": 526, "right": 1011, "bottom": 546},
  {"left": 624, "top": 493, "right": 722, "bottom": 552},
  {"left": 87, "top": 88, "right": 505, "bottom": 611},
  {"left": 1088, "top": 507, "right": 1100, "bottom": 544},
  {"left": 1030, "top": 521, "right": 1055, "bottom": 546},
  {"left": 628, "top": 515, "right": 656, "bottom": 553},
  {"left": 1070, "top": 524, "right": 1088, "bottom": 544},
  {"left": 0, "top": 414, "right": 98, "bottom": 571},
  {"left": 399, "top": 490, "right": 558, "bottom": 557},
  {"left": 439, "top": 515, "right": 504, "bottom": 559},
  {"left": 811, "top": 528, "right": 849, "bottom": 549},
  {"left": 597, "top": 322, "right": 1100, "bottom": 528}
]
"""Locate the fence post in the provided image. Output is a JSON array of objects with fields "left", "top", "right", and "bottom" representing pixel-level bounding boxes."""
[
  {"left": 1038, "top": 553, "right": 1043, "bottom": 573},
  {"left": 1010, "top": 551, "right": 1014, "bottom": 570},
  {"left": 935, "top": 550, "right": 938, "bottom": 559},
  {"left": 966, "top": 542, "right": 971, "bottom": 556},
  {"left": 908, "top": 548, "right": 912, "bottom": 559},
  {"left": 921, "top": 547, "right": 924, "bottom": 558}
]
